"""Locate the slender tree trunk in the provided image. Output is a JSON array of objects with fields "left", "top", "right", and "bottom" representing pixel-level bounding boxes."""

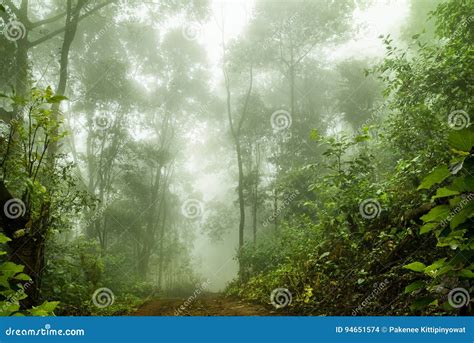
[
  {"left": 158, "top": 191, "right": 167, "bottom": 290},
  {"left": 289, "top": 43, "right": 295, "bottom": 119},
  {"left": 13, "top": 0, "right": 29, "bottom": 101},
  {"left": 252, "top": 144, "right": 260, "bottom": 243},
  {"left": 273, "top": 187, "right": 278, "bottom": 231},
  {"left": 49, "top": 0, "right": 85, "bottom": 157},
  {"left": 235, "top": 140, "right": 245, "bottom": 248}
]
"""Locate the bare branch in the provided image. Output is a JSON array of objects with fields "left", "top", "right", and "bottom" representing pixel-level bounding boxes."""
[{"left": 28, "top": 0, "right": 116, "bottom": 48}]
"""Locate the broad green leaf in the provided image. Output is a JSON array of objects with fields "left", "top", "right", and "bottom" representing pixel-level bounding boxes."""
[
  {"left": 450, "top": 201, "right": 474, "bottom": 229},
  {"left": 418, "top": 166, "right": 451, "bottom": 190},
  {"left": 424, "top": 258, "right": 446, "bottom": 276},
  {"left": 420, "top": 205, "right": 450, "bottom": 223},
  {"left": 448, "top": 129, "right": 474, "bottom": 152},
  {"left": 47, "top": 95, "right": 68, "bottom": 103},
  {"left": 410, "top": 296, "right": 436, "bottom": 311},
  {"left": 459, "top": 269, "right": 474, "bottom": 278},
  {"left": 14, "top": 273, "right": 31, "bottom": 281},
  {"left": 432, "top": 187, "right": 459, "bottom": 199},
  {"left": 404, "top": 280, "right": 425, "bottom": 293},
  {"left": 0, "top": 262, "right": 24, "bottom": 274},
  {"left": 450, "top": 176, "right": 474, "bottom": 192},
  {"left": 0, "top": 233, "right": 11, "bottom": 244},
  {"left": 420, "top": 222, "right": 438, "bottom": 234},
  {"left": 35, "top": 300, "right": 59, "bottom": 313},
  {"left": 404, "top": 262, "right": 426, "bottom": 272}
]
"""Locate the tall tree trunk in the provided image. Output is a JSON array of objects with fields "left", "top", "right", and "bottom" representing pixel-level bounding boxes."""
[
  {"left": 235, "top": 140, "right": 245, "bottom": 248},
  {"left": 252, "top": 144, "right": 260, "bottom": 243},
  {"left": 273, "top": 187, "right": 278, "bottom": 231},
  {"left": 49, "top": 0, "right": 85, "bottom": 157},
  {"left": 289, "top": 43, "right": 295, "bottom": 119}
]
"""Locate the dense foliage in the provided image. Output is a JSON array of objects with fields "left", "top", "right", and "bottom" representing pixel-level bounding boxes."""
[
  {"left": 227, "top": 0, "right": 473, "bottom": 315},
  {"left": 0, "top": 0, "right": 472, "bottom": 316}
]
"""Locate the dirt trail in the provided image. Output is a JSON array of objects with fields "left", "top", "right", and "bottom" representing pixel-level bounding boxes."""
[{"left": 132, "top": 293, "right": 282, "bottom": 316}]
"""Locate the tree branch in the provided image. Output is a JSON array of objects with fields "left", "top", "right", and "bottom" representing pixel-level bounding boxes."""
[
  {"left": 28, "top": 0, "right": 116, "bottom": 48},
  {"left": 30, "top": 11, "right": 67, "bottom": 29}
]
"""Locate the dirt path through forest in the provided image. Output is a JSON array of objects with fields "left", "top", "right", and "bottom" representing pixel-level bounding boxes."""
[{"left": 132, "top": 293, "right": 283, "bottom": 316}]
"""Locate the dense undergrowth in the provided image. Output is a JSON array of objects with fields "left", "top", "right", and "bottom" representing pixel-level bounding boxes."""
[{"left": 227, "top": 0, "right": 473, "bottom": 316}]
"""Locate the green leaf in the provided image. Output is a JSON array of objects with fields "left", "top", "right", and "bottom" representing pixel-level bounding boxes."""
[
  {"left": 450, "top": 176, "right": 474, "bottom": 192},
  {"left": 432, "top": 187, "right": 459, "bottom": 199},
  {"left": 448, "top": 129, "right": 474, "bottom": 152},
  {"left": 309, "top": 129, "right": 320, "bottom": 141},
  {"left": 418, "top": 166, "right": 451, "bottom": 190},
  {"left": 404, "top": 280, "right": 425, "bottom": 293},
  {"left": 459, "top": 269, "right": 474, "bottom": 278},
  {"left": 0, "top": 5, "right": 5, "bottom": 12},
  {"left": 0, "top": 262, "right": 24, "bottom": 274},
  {"left": 420, "top": 222, "right": 438, "bottom": 234},
  {"left": 410, "top": 296, "right": 436, "bottom": 311},
  {"left": 29, "top": 301, "right": 60, "bottom": 316},
  {"left": 36, "top": 300, "right": 59, "bottom": 312},
  {"left": 0, "top": 233, "right": 11, "bottom": 244},
  {"left": 14, "top": 273, "right": 31, "bottom": 281},
  {"left": 319, "top": 252, "right": 330, "bottom": 259},
  {"left": 404, "top": 262, "right": 426, "bottom": 272},
  {"left": 420, "top": 205, "right": 450, "bottom": 223},
  {"left": 47, "top": 95, "right": 68, "bottom": 103},
  {"left": 450, "top": 201, "right": 474, "bottom": 229},
  {"left": 424, "top": 258, "right": 446, "bottom": 276}
]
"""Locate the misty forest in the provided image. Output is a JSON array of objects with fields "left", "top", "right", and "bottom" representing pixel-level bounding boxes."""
[{"left": 0, "top": 0, "right": 472, "bottom": 316}]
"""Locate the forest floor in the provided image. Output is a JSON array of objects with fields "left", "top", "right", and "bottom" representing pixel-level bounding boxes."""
[{"left": 132, "top": 293, "right": 283, "bottom": 316}]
